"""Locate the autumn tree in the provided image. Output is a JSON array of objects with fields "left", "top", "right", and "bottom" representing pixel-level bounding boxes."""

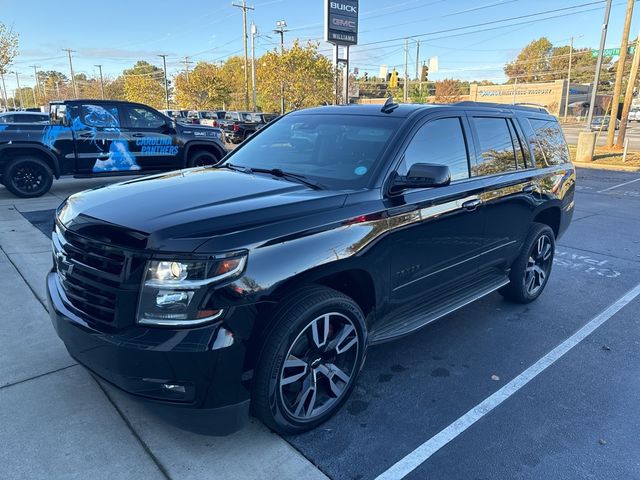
[
  {"left": 123, "top": 61, "right": 166, "bottom": 108},
  {"left": 174, "top": 62, "right": 231, "bottom": 110},
  {"left": 0, "top": 23, "right": 19, "bottom": 108},
  {"left": 434, "top": 79, "right": 463, "bottom": 103},
  {"left": 257, "top": 41, "right": 334, "bottom": 112}
]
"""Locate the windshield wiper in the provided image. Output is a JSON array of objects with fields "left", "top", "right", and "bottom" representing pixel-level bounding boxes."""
[
  {"left": 218, "top": 163, "right": 252, "bottom": 173},
  {"left": 249, "top": 168, "right": 323, "bottom": 190}
]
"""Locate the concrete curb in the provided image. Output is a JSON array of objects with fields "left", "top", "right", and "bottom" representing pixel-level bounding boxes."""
[{"left": 574, "top": 162, "right": 640, "bottom": 172}]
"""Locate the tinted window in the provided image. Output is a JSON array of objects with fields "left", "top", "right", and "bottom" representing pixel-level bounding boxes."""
[
  {"left": 225, "top": 114, "right": 401, "bottom": 190},
  {"left": 528, "top": 118, "right": 570, "bottom": 167},
  {"left": 507, "top": 119, "right": 527, "bottom": 169},
  {"left": 471, "top": 117, "right": 517, "bottom": 176},
  {"left": 398, "top": 117, "right": 470, "bottom": 181},
  {"left": 18, "top": 114, "right": 48, "bottom": 123},
  {"left": 127, "top": 107, "right": 165, "bottom": 129},
  {"left": 81, "top": 104, "right": 121, "bottom": 128}
]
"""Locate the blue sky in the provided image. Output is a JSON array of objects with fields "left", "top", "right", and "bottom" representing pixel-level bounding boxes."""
[{"left": 3, "top": 0, "right": 639, "bottom": 92}]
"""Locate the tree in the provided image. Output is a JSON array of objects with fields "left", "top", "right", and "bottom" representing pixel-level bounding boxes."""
[
  {"left": 434, "top": 79, "right": 463, "bottom": 103},
  {"left": 0, "top": 23, "right": 18, "bottom": 76},
  {"left": 504, "top": 37, "right": 554, "bottom": 83},
  {"left": 257, "top": 41, "right": 334, "bottom": 112},
  {"left": 123, "top": 61, "right": 166, "bottom": 108},
  {"left": 174, "top": 62, "right": 231, "bottom": 110}
]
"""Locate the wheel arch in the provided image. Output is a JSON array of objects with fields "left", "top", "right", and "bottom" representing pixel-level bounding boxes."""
[
  {"left": 183, "top": 141, "right": 226, "bottom": 167},
  {"left": 0, "top": 144, "right": 61, "bottom": 178},
  {"left": 533, "top": 206, "right": 561, "bottom": 238}
]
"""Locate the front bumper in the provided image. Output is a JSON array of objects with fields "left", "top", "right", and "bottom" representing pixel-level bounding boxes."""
[{"left": 47, "top": 272, "right": 250, "bottom": 435}]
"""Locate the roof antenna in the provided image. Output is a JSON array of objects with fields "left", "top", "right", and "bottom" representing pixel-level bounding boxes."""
[{"left": 381, "top": 96, "right": 399, "bottom": 114}]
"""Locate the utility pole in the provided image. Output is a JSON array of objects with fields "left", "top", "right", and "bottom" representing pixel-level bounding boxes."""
[
  {"left": 63, "top": 49, "right": 78, "bottom": 98},
  {"left": 0, "top": 72, "right": 7, "bottom": 111},
  {"left": 607, "top": 0, "right": 634, "bottom": 147},
  {"left": 563, "top": 37, "right": 574, "bottom": 121},
  {"left": 233, "top": 0, "right": 254, "bottom": 111},
  {"left": 250, "top": 24, "right": 258, "bottom": 112},
  {"left": 30, "top": 65, "right": 41, "bottom": 104},
  {"left": 182, "top": 56, "right": 193, "bottom": 84},
  {"left": 31, "top": 83, "right": 37, "bottom": 107},
  {"left": 274, "top": 19, "right": 288, "bottom": 114},
  {"left": 404, "top": 39, "right": 409, "bottom": 102},
  {"left": 95, "top": 64, "right": 105, "bottom": 99},
  {"left": 158, "top": 55, "right": 170, "bottom": 109},
  {"left": 13, "top": 71, "right": 24, "bottom": 108},
  {"left": 415, "top": 40, "right": 420, "bottom": 81},
  {"left": 616, "top": 31, "right": 640, "bottom": 148},
  {"left": 587, "top": 0, "right": 613, "bottom": 128}
]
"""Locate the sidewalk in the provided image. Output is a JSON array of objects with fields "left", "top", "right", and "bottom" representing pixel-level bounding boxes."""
[{"left": 0, "top": 188, "right": 327, "bottom": 480}]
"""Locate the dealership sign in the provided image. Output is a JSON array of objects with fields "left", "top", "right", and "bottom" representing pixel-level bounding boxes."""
[{"left": 324, "top": 0, "right": 358, "bottom": 46}]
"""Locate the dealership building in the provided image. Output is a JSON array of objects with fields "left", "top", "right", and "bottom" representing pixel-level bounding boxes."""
[{"left": 468, "top": 79, "right": 610, "bottom": 117}]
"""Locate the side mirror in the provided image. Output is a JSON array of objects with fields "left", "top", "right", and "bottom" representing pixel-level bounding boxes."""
[{"left": 392, "top": 163, "right": 451, "bottom": 192}]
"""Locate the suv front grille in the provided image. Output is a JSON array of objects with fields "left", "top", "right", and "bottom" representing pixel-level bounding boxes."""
[{"left": 52, "top": 225, "right": 142, "bottom": 328}]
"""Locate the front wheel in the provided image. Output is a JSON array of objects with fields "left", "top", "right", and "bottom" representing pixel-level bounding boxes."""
[
  {"left": 187, "top": 150, "right": 221, "bottom": 168},
  {"left": 252, "top": 286, "right": 367, "bottom": 434},
  {"left": 500, "top": 223, "right": 555, "bottom": 304},
  {"left": 3, "top": 156, "right": 54, "bottom": 198}
]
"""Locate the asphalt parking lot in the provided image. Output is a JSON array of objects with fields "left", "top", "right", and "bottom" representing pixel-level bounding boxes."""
[
  {"left": 563, "top": 122, "right": 640, "bottom": 150},
  {"left": 1, "top": 167, "right": 639, "bottom": 480}
]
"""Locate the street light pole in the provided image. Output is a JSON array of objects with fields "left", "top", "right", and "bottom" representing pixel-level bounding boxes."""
[
  {"left": 274, "top": 19, "right": 288, "bottom": 114},
  {"left": 250, "top": 23, "right": 258, "bottom": 112},
  {"left": 158, "top": 55, "right": 170, "bottom": 109},
  {"left": 95, "top": 64, "right": 105, "bottom": 99},
  {"left": 563, "top": 36, "right": 573, "bottom": 121},
  {"left": 233, "top": 0, "right": 254, "bottom": 111},
  {"left": 587, "top": 0, "right": 613, "bottom": 128},
  {"left": 404, "top": 39, "right": 409, "bottom": 102}
]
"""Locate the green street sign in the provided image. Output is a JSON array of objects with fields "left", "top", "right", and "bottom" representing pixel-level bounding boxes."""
[{"left": 591, "top": 46, "right": 636, "bottom": 58}]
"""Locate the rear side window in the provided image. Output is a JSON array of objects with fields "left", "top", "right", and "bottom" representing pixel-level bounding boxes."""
[
  {"left": 81, "top": 104, "right": 121, "bottom": 129},
  {"left": 398, "top": 117, "right": 470, "bottom": 181},
  {"left": 471, "top": 117, "right": 517, "bottom": 176},
  {"left": 528, "top": 118, "right": 570, "bottom": 167},
  {"left": 0, "top": 115, "right": 11, "bottom": 123}
]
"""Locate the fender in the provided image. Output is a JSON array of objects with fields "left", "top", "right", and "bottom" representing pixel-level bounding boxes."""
[
  {"left": 183, "top": 140, "right": 227, "bottom": 167},
  {"left": 0, "top": 143, "right": 61, "bottom": 178}
]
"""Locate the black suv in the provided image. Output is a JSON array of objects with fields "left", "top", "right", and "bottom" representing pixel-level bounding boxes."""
[{"left": 47, "top": 101, "right": 575, "bottom": 435}]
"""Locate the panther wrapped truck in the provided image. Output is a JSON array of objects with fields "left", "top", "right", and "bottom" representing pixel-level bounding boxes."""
[{"left": 0, "top": 100, "right": 227, "bottom": 198}]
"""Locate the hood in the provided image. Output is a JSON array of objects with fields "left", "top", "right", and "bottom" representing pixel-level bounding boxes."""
[{"left": 62, "top": 168, "right": 347, "bottom": 251}]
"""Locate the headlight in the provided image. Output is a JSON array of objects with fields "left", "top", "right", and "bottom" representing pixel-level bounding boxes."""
[{"left": 137, "top": 254, "right": 247, "bottom": 327}]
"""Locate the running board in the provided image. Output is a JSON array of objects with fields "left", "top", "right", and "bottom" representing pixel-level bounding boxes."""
[{"left": 370, "top": 274, "right": 510, "bottom": 345}]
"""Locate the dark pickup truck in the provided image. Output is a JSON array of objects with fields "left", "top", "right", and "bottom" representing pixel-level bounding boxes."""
[
  {"left": 218, "top": 111, "right": 263, "bottom": 144},
  {"left": 0, "top": 99, "right": 227, "bottom": 197}
]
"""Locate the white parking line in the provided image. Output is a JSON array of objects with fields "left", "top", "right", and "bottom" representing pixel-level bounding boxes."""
[
  {"left": 375, "top": 282, "right": 640, "bottom": 480},
  {"left": 597, "top": 177, "right": 640, "bottom": 193}
]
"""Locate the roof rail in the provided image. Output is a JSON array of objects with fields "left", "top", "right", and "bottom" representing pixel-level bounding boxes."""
[
  {"left": 453, "top": 101, "right": 548, "bottom": 113},
  {"left": 381, "top": 96, "right": 399, "bottom": 114}
]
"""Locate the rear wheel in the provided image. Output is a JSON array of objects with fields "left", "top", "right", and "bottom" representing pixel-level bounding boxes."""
[
  {"left": 252, "top": 286, "right": 367, "bottom": 434},
  {"left": 187, "top": 150, "right": 221, "bottom": 168},
  {"left": 3, "top": 156, "right": 53, "bottom": 198},
  {"left": 500, "top": 223, "right": 555, "bottom": 304}
]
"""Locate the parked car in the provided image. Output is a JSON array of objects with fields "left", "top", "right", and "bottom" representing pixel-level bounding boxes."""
[
  {"left": 590, "top": 116, "right": 620, "bottom": 131},
  {"left": 160, "top": 109, "right": 189, "bottom": 123},
  {"left": 0, "top": 99, "right": 226, "bottom": 197},
  {"left": 187, "top": 110, "right": 221, "bottom": 127},
  {"left": 0, "top": 111, "right": 50, "bottom": 124},
  {"left": 628, "top": 108, "right": 640, "bottom": 123},
  {"left": 47, "top": 101, "right": 575, "bottom": 436},
  {"left": 218, "top": 111, "right": 261, "bottom": 143}
]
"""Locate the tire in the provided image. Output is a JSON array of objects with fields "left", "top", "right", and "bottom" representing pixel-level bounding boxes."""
[
  {"left": 499, "top": 223, "right": 555, "bottom": 304},
  {"left": 187, "top": 150, "right": 221, "bottom": 168},
  {"left": 3, "top": 156, "right": 53, "bottom": 198},
  {"left": 252, "top": 286, "right": 367, "bottom": 435}
]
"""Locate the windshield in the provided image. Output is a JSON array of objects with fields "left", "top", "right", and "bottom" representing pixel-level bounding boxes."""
[{"left": 223, "top": 114, "right": 401, "bottom": 190}]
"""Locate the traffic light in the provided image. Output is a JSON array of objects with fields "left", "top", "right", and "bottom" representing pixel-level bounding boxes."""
[
  {"left": 421, "top": 64, "right": 429, "bottom": 82},
  {"left": 389, "top": 69, "right": 399, "bottom": 89}
]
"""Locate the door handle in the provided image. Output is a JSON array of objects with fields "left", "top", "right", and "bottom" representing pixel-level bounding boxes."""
[
  {"left": 78, "top": 132, "right": 93, "bottom": 138},
  {"left": 132, "top": 133, "right": 145, "bottom": 138},
  {"left": 462, "top": 199, "right": 482, "bottom": 211},
  {"left": 522, "top": 185, "right": 536, "bottom": 194}
]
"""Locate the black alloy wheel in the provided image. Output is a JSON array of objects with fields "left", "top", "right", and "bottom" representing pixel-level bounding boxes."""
[
  {"left": 279, "top": 311, "right": 360, "bottom": 421},
  {"left": 187, "top": 150, "right": 220, "bottom": 167},
  {"left": 500, "top": 223, "right": 556, "bottom": 304},
  {"left": 252, "top": 286, "right": 367, "bottom": 434},
  {"left": 4, "top": 157, "right": 54, "bottom": 198}
]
